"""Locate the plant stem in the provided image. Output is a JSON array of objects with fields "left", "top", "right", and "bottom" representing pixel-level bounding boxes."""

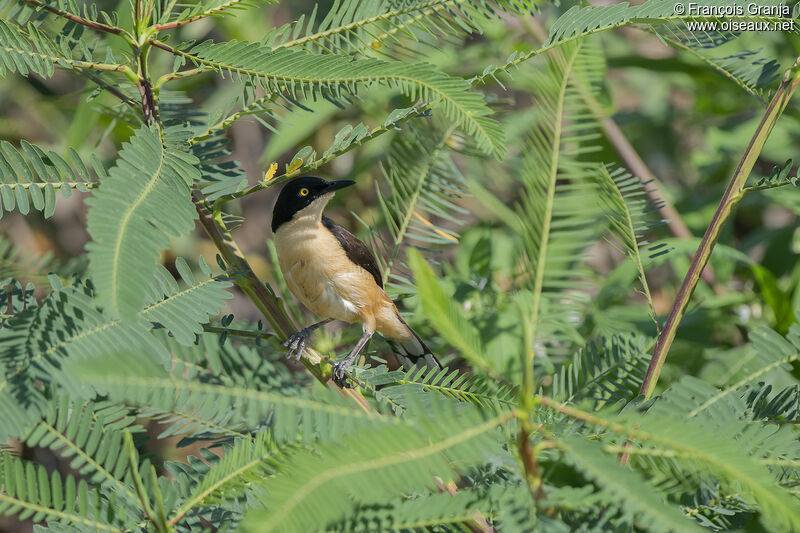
[
  {"left": 639, "top": 58, "right": 800, "bottom": 400},
  {"left": 518, "top": 420, "right": 545, "bottom": 501},
  {"left": 153, "top": 67, "right": 210, "bottom": 89},
  {"left": 123, "top": 431, "right": 159, "bottom": 529},
  {"left": 20, "top": 0, "right": 131, "bottom": 40},
  {"left": 202, "top": 324, "right": 274, "bottom": 341},
  {"left": 153, "top": 0, "right": 249, "bottom": 30}
]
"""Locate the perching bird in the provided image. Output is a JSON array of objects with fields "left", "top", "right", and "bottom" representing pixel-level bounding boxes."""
[{"left": 272, "top": 176, "right": 440, "bottom": 386}]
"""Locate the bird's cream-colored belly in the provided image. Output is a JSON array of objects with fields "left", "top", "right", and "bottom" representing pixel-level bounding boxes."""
[{"left": 274, "top": 221, "right": 363, "bottom": 323}]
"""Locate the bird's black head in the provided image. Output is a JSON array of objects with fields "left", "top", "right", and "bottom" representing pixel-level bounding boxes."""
[{"left": 271, "top": 176, "right": 355, "bottom": 232}]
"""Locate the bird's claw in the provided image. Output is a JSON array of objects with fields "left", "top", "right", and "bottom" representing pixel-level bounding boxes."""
[
  {"left": 282, "top": 329, "right": 311, "bottom": 361},
  {"left": 331, "top": 361, "right": 353, "bottom": 389}
]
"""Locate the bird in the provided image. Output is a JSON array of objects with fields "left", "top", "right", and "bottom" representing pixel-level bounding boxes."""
[{"left": 271, "top": 176, "right": 440, "bottom": 387}]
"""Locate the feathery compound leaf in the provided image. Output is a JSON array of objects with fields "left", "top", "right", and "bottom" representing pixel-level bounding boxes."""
[
  {"left": 331, "top": 486, "right": 504, "bottom": 532},
  {"left": 671, "top": 325, "right": 800, "bottom": 420},
  {"left": 86, "top": 126, "right": 200, "bottom": 318},
  {"left": 74, "top": 365, "right": 382, "bottom": 443},
  {"left": 629, "top": 415, "right": 800, "bottom": 532},
  {"left": 0, "top": 21, "right": 60, "bottom": 79},
  {"left": 551, "top": 334, "right": 651, "bottom": 406},
  {"left": 272, "top": 0, "right": 537, "bottom": 56},
  {"left": 364, "top": 364, "right": 518, "bottom": 411},
  {"left": 241, "top": 400, "right": 512, "bottom": 532},
  {"left": 23, "top": 397, "right": 140, "bottom": 507},
  {"left": 156, "top": 0, "right": 278, "bottom": 27},
  {"left": 368, "top": 123, "right": 466, "bottom": 294},
  {"left": 479, "top": 0, "right": 797, "bottom": 85},
  {"left": 172, "top": 42, "right": 504, "bottom": 157},
  {"left": 0, "top": 140, "right": 102, "bottom": 219},
  {"left": 0, "top": 268, "right": 231, "bottom": 440},
  {"left": 597, "top": 166, "right": 671, "bottom": 326},
  {"left": 514, "top": 40, "right": 604, "bottom": 350},
  {"left": 144, "top": 263, "right": 233, "bottom": 345},
  {"left": 168, "top": 432, "right": 280, "bottom": 523},
  {"left": 545, "top": 0, "right": 798, "bottom": 48},
  {"left": 0, "top": 237, "right": 85, "bottom": 286},
  {"left": 407, "top": 248, "right": 493, "bottom": 374},
  {"left": 0, "top": 453, "right": 128, "bottom": 531},
  {"left": 562, "top": 436, "right": 704, "bottom": 533}
]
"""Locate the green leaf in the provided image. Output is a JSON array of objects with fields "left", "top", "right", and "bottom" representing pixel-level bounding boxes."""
[
  {"left": 0, "top": 453, "right": 126, "bottom": 531},
  {"left": 751, "top": 265, "right": 796, "bottom": 334},
  {"left": 0, "top": 268, "right": 231, "bottom": 440},
  {"left": 561, "top": 436, "right": 704, "bottom": 533},
  {"left": 175, "top": 42, "right": 505, "bottom": 157},
  {"left": 86, "top": 126, "right": 200, "bottom": 318},
  {"left": 0, "top": 140, "right": 100, "bottom": 219},
  {"left": 407, "top": 248, "right": 491, "bottom": 374},
  {"left": 241, "top": 399, "right": 511, "bottom": 532}
]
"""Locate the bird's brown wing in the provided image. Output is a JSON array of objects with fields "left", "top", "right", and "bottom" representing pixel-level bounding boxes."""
[{"left": 321, "top": 216, "right": 383, "bottom": 288}]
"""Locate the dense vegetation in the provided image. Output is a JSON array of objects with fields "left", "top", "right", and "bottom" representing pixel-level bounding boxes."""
[{"left": 1, "top": 0, "right": 800, "bottom": 531}]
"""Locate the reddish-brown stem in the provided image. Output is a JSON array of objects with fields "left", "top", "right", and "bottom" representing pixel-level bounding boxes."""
[
  {"left": 153, "top": 0, "right": 248, "bottom": 30},
  {"left": 639, "top": 60, "right": 800, "bottom": 400},
  {"left": 147, "top": 39, "right": 177, "bottom": 54},
  {"left": 518, "top": 425, "right": 545, "bottom": 500},
  {"left": 21, "top": 0, "right": 126, "bottom": 36}
]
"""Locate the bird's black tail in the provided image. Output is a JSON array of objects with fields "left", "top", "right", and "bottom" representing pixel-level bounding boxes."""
[{"left": 388, "top": 314, "right": 440, "bottom": 371}]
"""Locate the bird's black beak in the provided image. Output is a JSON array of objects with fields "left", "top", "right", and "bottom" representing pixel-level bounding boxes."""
[{"left": 324, "top": 179, "right": 356, "bottom": 192}]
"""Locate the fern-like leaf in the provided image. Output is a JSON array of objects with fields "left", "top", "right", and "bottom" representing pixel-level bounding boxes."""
[
  {"left": 23, "top": 397, "right": 141, "bottom": 505},
  {"left": 169, "top": 41, "right": 504, "bottom": 157},
  {"left": 597, "top": 166, "right": 671, "bottom": 326},
  {"left": 561, "top": 436, "right": 705, "bottom": 533},
  {"left": 86, "top": 126, "right": 200, "bottom": 318},
  {"left": 241, "top": 399, "right": 512, "bottom": 532},
  {"left": 0, "top": 266, "right": 231, "bottom": 440},
  {"left": 365, "top": 123, "right": 466, "bottom": 294},
  {"left": 168, "top": 432, "right": 279, "bottom": 524},
  {"left": 0, "top": 140, "right": 101, "bottom": 219},
  {"left": 551, "top": 334, "right": 651, "bottom": 406},
  {"left": 0, "top": 453, "right": 128, "bottom": 531},
  {"left": 513, "top": 40, "right": 604, "bottom": 352},
  {"left": 271, "top": 0, "right": 537, "bottom": 57}
]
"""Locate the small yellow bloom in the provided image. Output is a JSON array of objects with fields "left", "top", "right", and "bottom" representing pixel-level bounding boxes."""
[{"left": 263, "top": 162, "right": 278, "bottom": 182}]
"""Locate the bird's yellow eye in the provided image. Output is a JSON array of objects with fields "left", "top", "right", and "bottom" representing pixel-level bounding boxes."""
[{"left": 299, "top": 188, "right": 309, "bottom": 197}]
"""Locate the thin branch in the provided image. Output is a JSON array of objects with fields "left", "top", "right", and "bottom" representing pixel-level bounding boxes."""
[
  {"left": 518, "top": 422, "right": 545, "bottom": 501},
  {"left": 187, "top": 93, "right": 279, "bottom": 146},
  {"left": 640, "top": 58, "right": 800, "bottom": 400},
  {"left": 153, "top": 0, "right": 250, "bottom": 30},
  {"left": 154, "top": 67, "right": 210, "bottom": 88},
  {"left": 202, "top": 324, "right": 274, "bottom": 341},
  {"left": 20, "top": 0, "right": 129, "bottom": 38},
  {"left": 743, "top": 179, "right": 798, "bottom": 193},
  {"left": 216, "top": 100, "right": 431, "bottom": 204},
  {"left": 82, "top": 71, "right": 140, "bottom": 108}
]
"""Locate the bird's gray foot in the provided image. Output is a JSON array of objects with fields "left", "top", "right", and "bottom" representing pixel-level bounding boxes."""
[
  {"left": 331, "top": 355, "right": 357, "bottom": 388},
  {"left": 282, "top": 328, "right": 313, "bottom": 361},
  {"left": 331, "top": 330, "right": 373, "bottom": 388}
]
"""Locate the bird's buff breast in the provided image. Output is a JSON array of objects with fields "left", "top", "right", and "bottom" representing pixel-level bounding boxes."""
[{"left": 274, "top": 220, "right": 362, "bottom": 323}]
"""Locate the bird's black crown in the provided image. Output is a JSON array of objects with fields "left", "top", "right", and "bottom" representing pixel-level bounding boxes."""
[{"left": 271, "top": 176, "right": 355, "bottom": 232}]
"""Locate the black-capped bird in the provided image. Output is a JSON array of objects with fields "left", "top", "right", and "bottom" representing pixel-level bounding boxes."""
[{"left": 272, "top": 176, "right": 440, "bottom": 386}]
